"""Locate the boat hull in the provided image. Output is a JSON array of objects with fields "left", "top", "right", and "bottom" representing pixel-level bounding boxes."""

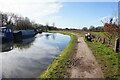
[{"left": 13, "top": 30, "right": 35, "bottom": 42}]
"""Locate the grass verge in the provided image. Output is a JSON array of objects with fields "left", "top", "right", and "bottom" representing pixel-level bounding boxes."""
[
  {"left": 92, "top": 32, "right": 106, "bottom": 37},
  {"left": 86, "top": 41, "right": 120, "bottom": 79},
  {"left": 37, "top": 32, "right": 77, "bottom": 79}
]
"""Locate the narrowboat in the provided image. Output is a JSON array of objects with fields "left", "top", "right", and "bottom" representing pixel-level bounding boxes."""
[
  {"left": 13, "top": 30, "right": 35, "bottom": 42},
  {"left": 0, "top": 27, "right": 13, "bottom": 43}
]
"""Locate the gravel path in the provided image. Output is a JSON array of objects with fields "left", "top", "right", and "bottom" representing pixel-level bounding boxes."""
[{"left": 67, "top": 36, "right": 104, "bottom": 78}]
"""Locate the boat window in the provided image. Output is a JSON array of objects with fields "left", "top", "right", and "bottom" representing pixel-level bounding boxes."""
[
  {"left": 3, "top": 29, "right": 6, "bottom": 32},
  {"left": 1, "top": 28, "right": 12, "bottom": 33},
  {"left": 6, "top": 29, "right": 9, "bottom": 32},
  {"left": 9, "top": 29, "right": 12, "bottom": 32},
  {"left": 6, "top": 29, "right": 8, "bottom": 32}
]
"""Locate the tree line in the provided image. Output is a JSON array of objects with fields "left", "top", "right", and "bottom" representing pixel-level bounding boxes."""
[
  {"left": 0, "top": 12, "right": 57, "bottom": 31},
  {"left": 82, "top": 26, "right": 104, "bottom": 32}
]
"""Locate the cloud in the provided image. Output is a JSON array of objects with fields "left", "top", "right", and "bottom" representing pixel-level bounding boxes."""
[
  {"left": 50, "top": 15, "right": 62, "bottom": 19},
  {"left": 56, "top": 0, "right": 119, "bottom": 2},
  {"left": 113, "top": 16, "right": 118, "bottom": 23},
  {"left": 113, "top": 16, "right": 118, "bottom": 20},
  {"left": 0, "top": 0, "right": 63, "bottom": 23},
  {"left": 100, "top": 16, "right": 118, "bottom": 24},
  {"left": 100, "top": 16, "right": 110, "bottom": 21}
]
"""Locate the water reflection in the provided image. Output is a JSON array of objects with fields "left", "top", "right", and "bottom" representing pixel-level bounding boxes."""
[
  {"left": 1, "top": 42, "right": 13, "bottom": 52},
  {"left": 1, "top": 32, "right": 70, "bottom": 78},
  {"left": 0, "top": 37, "right": 35, "bottom": 52},
  {"left": 14, "top": 37, "right": 35, "bottom": 50},
  {"left": 45, "top": 34, "right": 50, "bottom": 40},
  {"left": 52, "top": 33, "right": 55, "bottom": 40},
  {"left": 44, "top": 33, "right": 56, "bottom": 40}
]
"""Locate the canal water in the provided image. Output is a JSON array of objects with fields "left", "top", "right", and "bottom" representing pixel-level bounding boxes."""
[{"left": 0, "top": 32, "right": 70, "bottom": 78}]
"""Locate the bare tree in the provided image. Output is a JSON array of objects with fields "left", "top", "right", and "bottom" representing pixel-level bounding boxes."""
[
  {"left": 0, "top": 12, "right": 15, "bottom": 28},
  {"left": 82, "top": 27, "right": 88, "bottom": 31},
  {"left": 89, "top": 25, "right": 95, "bottom": 31}
]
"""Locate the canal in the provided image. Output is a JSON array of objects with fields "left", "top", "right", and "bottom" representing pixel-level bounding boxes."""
[{"left": 0, "top": 32, "right": 70, "bottom": 78}]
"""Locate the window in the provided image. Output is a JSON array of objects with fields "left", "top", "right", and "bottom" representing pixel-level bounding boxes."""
[{"left": 9, "top": 29, "right": 12, "bottom": 32}]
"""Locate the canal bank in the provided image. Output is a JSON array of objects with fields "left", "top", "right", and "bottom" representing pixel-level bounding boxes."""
[
  {"left": 38, "top": 31, "right": 105, "bottom": 79},
  {"left": 38, "top": 32, "right": 77, "bottom": 78}
]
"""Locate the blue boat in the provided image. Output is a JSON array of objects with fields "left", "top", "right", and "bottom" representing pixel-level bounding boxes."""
[
  {"left": 0, "top": 27, "right": 13, "bottom": 43},
  {"left": 13, "top": 30, "right": 35, "bottom": 42},
  {"left": 0, "top": 27, "right": 35, "bottom": 43}
]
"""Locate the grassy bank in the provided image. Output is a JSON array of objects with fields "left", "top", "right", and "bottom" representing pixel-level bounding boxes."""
[
  {"left": 86, "top": 41, "right": 120, "bottom": 79},
  {"left": 38, "top": 32, "right": 77, "bottom": 78},
  {"left": 92, "top": 32, "right": 106, "bottom": 37},
  {"left": 49, "top": 30, "right": 85, "bottom": 37}
]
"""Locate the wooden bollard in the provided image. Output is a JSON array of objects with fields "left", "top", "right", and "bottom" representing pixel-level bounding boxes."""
[
  {"left": 97, "top": 37, "right": 99, "bottom": 41},
  {"left": 108, "top": 39, "right": 110, "bottom": 45},
  {"left": 114, "top": 38, "right": 119, "bottom": 53},
  {"left": 102, "top": 38, "right": 105, "bottom": 44},
  {"left": 99, "top": 37, "right": 101, "bottom": 42}
]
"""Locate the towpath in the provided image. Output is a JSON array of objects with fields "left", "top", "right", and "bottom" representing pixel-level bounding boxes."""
[{"left": 66, "top": 35, "right": 104, "bottom": 78}]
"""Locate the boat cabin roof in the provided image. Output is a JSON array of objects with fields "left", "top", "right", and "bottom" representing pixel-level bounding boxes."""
[
  {"left": 0, "top": 27, "right": 11, "bottom": 29},
  {"left": 0, "top": 27, "right": 12, "bottom": 32}
]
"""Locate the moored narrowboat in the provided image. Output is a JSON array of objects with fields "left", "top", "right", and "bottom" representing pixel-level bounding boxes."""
[
  {"left": 0, "top": 27, "right": 13, "bottom": 43},
  {"left": 13, "top": 30, "right": 35, "bottom": 42}
]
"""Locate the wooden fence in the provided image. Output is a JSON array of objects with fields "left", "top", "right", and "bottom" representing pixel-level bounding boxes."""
[{"left": 92, "top": 34, "right": 120, "bottom": 53}]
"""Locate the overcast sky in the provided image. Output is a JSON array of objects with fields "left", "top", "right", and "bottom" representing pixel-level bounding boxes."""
[{"left": 0, "top": 0, "right": 119, "bottom": 29}]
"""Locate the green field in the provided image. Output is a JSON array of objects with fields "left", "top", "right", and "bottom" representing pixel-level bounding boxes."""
[
  {"left": 92, "top": 32, "right": 106, "bottom": 37},
  {"left": 38, "top": 32, "right": 77, "bottom": 78}
]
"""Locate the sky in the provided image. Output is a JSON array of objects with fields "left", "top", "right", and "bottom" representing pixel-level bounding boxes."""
[{"left": 0, "top": 0, "right": 119, "bottom": 29}]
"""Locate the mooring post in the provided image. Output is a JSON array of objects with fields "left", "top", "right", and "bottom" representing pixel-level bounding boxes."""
[
  {"left": 114, "top": 38, "right": 119, "bottom": 53},
  {"left": 102, "top": 38, "right": 105, "bottom": 44}
]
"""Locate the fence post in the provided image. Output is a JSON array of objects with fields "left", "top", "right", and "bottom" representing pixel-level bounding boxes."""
[
  {"left": 114, "top": 38, "right": 119, "bottom": 53},
  {"left": 98, "top": 37, "right": 101, "bottom": 42},
  {"left": 102, "top": 38, "right": 105, "bottom": 44},
  {"left": 108, "top": 39, "right": 110, "bottom": 45}
]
